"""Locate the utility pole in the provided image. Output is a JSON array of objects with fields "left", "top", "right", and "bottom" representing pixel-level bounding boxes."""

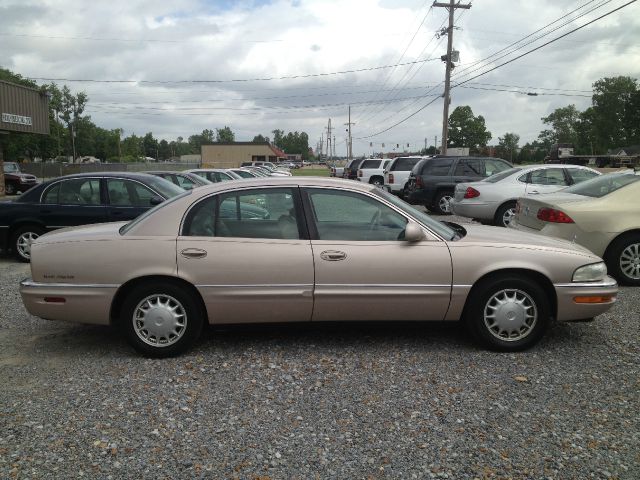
[
  {"left": 433, "top": 0, "right": 471, "bottom": 156},
  {"left": 344, "top": 105, "right": 355, "bottom": 161},
  {"left": 435, "top": 135, "right": 438, "bottom": 154},
  {"left": 325, "top": 119, "right": 333, "bottom": 162}
]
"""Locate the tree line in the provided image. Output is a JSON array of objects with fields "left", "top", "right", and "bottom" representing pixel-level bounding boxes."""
[
  {"left": 424, "top": 75, "right": 639, "bottom": 163},
  {"left": 0, "top": 68, "right": 311, "bottom": 162}
]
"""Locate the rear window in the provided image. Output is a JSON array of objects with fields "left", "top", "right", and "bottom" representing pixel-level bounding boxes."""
[
  {"left": 360, "top": 159, "right": 381, "bottom": 169},
  {"left": 391, "top": 157, "right": 421, "bottom": 171},
  {"left": 563, "top": 172, "right": 640, "bottom": 198},
  {"left": 422, "top": 158, "right": 453, "bottom": 176},
  {"left": 485, "top": 167, "right": 521, "bottom": 183}
]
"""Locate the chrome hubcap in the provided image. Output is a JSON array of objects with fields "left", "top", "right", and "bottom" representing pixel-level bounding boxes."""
[
  {"left": 484, "top": 289, "right": 537, "bottom": 342},
  {"left": 502, "top": 207, "right": 516, "bottom": 226},
  {"left": 620, "top": 243, "right": 640, "bottom": 280},
  {"left": 439, "top": 195, "right": 453, "bottom": 213},
  {"left": 133, "top": 294, "right": 187, "bottom": 347},
  {"left": 16, "top": 232, "right": 39, "bottom": 259}
]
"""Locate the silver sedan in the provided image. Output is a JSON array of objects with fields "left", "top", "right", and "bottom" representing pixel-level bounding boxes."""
[{"left": 450, "top": 164, "right": 600, "bottom": 227}]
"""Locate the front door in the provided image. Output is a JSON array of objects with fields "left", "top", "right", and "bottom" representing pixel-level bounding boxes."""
[
  {"left": 302, "top": 188, "right": 452, "bottom": 322},
  {"left": 177, "top": 187, "right": 314, "bottom": 324},
  {"left": 106, "top": 178, "right": 158, "bottom": 222}
]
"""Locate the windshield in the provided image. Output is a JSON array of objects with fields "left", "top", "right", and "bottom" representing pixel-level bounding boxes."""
[
  {"left": 563, "top": 172, "right": 640, "bottom": 198},
  {"left": 373, "top": 188, "right": 457, "bottom": 240},
  {"left": 144, "top": 175, "right": 186, "bottom": 198},
  {"left": 3, "top": 163, "right": 20, "bottom": 173},
  {"left": 484, "top": 167, "right": 522, "bottom": 183},
  {"left": 120, "top": 189, "right": 192, "bottom": 235}
]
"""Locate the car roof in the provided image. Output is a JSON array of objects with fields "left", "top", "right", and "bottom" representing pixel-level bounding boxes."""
[
  {"left": 188, "top": 176, "right": 374, "bottom": 193},
  {"left": 41, "top": 171, "right": 161, "bottom": 180}
]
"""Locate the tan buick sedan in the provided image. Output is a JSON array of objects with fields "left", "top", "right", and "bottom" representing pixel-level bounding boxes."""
[{"left": 20, "top": 177, "right": 617, "bottom": 357}]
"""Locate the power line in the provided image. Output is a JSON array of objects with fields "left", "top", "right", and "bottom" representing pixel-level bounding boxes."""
[{"left": 28, "top": 57, "right": 440, "bottom": 85}]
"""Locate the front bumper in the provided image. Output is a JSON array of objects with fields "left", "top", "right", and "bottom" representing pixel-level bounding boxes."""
[
  {"left": 20, "top": 279, "right": 117, "bottom": 326},
  {"left": 554, "top": 276, "right": 618, "bottom": 321}
]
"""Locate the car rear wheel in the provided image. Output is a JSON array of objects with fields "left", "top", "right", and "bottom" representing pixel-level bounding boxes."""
[
  {"left": 494, "top": 202, "right": 517, "bottom": 227},
  {"left": 464, "top": 275, "right": 550, "bottom": 351},
  {"left": 605, "top": 234, "right": 640, "bottom": 286},
  {"left": 433, "top": 191, "right": 453, "bottom": 215},
  {"left": 11, "top": 225, "right": 44, "bottom": 262},
  {"left": 120, "top": 282, "right": 204, "bottom": 357},
  {"left": 369, "top": 177, "right": 384, "bottom": 187}
]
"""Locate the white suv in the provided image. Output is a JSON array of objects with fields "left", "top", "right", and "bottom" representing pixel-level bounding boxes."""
[
  {"left": 357, "top": 159, "right": 391, "bottom": 186},
  {"left": 383, "top": 156, "right": 429, "bottom": 197}
]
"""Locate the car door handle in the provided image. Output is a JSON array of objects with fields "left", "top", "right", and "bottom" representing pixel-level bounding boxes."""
[
  {"left": 320, "top": 250, "right": 347, "bottom": 261},
  {"left": 180, "top": 248, "right": 208, "bottom": 259},
  {"left": 111, "top": 210, "right": 124, "bottom": 215},
  {"left": 40, "top": 209, "right": 52, "bottom": 214},
  {"left": 529, "top": 190, "right": 540, "bottom": 195}
]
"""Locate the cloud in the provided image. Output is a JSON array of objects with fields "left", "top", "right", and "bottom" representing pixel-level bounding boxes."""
[{"left": 1, "top": 0, "right": 639, "bottom": 154}]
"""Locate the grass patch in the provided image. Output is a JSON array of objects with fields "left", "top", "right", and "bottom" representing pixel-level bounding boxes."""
[{"left": 291, "top": 168, "right": 330, "bottom": 177}]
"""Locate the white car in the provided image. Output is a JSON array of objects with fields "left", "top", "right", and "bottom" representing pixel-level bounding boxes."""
[
  {"left": 383, "top": 156, "right": 429, "bottom": 197},
  {"left": 357, "top": 159, "right": 391, "bottom": 186},
  {"left": 450, "top": 164, "right": 601, "bottom": 227}
]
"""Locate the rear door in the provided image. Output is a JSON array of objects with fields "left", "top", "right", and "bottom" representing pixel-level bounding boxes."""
[
  {"left": 177, "top": 186, "right": 314, "bottom": 324},
  {"left": 524, "top": 168, "right": 569, "bottom": 195},
  {"left": 39, "top": 177, "right": 108, "bottom": 229},
  {"left": 302, "top": 187, "right": 452, "bottom": 322}
]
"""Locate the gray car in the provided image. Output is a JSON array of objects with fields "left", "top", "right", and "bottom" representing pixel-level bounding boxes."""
[{"left": 451, "top": 164, "right": 601, "bottom": 227}]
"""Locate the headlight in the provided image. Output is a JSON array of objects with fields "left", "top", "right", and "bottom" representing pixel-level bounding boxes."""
[{"left": 573, "top": 262, "right": 607, "bottom": 282}]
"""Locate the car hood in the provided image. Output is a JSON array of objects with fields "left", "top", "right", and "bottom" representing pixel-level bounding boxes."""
[
  {"left": 36, "top": 222, "right": 128, "bottom": 245},
  {"left": 454, "top": 224, "right": 595, "bottom": 257}
]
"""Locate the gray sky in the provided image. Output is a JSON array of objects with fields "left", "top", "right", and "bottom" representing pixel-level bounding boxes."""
[{"left": 1, "top": 0, "right": 639, "bottom": 156}]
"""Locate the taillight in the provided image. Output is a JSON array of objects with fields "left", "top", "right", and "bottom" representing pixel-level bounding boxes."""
[
  {"left": 464, "top": 187, "right": 480, "bottom": 199},
  {"left": 358, "top": 170, "right": 363, "bottom": 177},
  {"left": 416, "top": 176, "right": 424, "bottom": 188},
  {"left": 389, "top": 173, "right": 395, "bottom": 184},
  {"left": 537, "top": 208, "right": 574, "bottom": 223}
]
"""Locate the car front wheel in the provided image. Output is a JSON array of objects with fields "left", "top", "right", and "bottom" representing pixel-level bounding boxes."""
[
  {"left": 606, "top": 234, "right": 640, "bottom": 286},
  {"left": 120, "top": 282, "right": 204, "bottom": 357},
  {"left": 464, "top": 275, "right": 550, "bottom": 351},
  {"left": 5, "top": 183, "right": 16, "bottom": 195}
]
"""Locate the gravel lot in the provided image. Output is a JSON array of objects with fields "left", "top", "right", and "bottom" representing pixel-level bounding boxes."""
[{"left": 1, "top": 215, "right": 639, "bottom": 479}]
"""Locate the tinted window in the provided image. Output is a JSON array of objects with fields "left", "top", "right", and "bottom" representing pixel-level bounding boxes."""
[
  {"left": 390, "top": 157, "right": 421, "bottom": 171},
  {"left": 184, "top": 188, "right": 298, "bottom": 239},
  {"left": 567, "top": 168, "right": 600, "bottom": 184},
  {"left": 454, "top": 159, "right": 483, "bottom": 176},
  {"left": 51, "top": 178, "right": 101, "bottom": 205},
  {"left": 484, "top": 159, "right": 511, "bottom": 176},
  {"left": 485, "top": 167, "right": 521, "bottom": 183},
  {"left": 107, "top": 179, "right": 156, "bottom": 206},
  {"left": 529, "top": 168, "right": 567, "bottom": 186},
  {"left": 563, "top": 173, "right": 640, "bottom": 198},
  {"left": 422, "top": 158, "right": 452, "bottom": 176},
  {"left": 360, "top": 159, "right": 381, "bottom": 169},
  {"left": 307, "top": 189, "right": 407, "bottom": 241}
]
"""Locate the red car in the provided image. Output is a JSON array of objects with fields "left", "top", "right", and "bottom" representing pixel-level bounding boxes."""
[{"left": 3, "top": 162, "right": 38, "bottom": 195}]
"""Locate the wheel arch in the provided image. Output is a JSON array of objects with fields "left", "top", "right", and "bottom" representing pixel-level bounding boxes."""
[
  {"left": 110, "top": 275, "right": 208, "bottom": 326},
  {"left": 369, "top": 175, "right": 384, "bottom": 184},
  {"left": 8, "top": 220, "right": 48, "bottom": 248},
  {"left": 602, "top": 229, "right": 640, "bottom": 260},
  {"left": 461, "top": 268, "right": 557, "bottom": 320},
  {"left": 493, "top": 199, "right": 518, "bottom": 223}
]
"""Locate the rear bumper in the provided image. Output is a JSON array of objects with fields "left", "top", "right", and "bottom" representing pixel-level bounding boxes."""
[
  {"left": 554, "top": 276, "right": 618, "bottom": 321},
  {"left": 20, "top": 279, "right": 117, "bottom": 326}
]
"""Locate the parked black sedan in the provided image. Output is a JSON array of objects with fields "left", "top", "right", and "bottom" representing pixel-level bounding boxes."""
[{"left": 0, "top": 172, "right": 184, "bottom": 261}]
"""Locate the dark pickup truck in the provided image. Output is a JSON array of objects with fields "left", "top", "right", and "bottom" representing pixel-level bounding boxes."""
[
  {"left": 3, "top": 162, "right": 38, "bottom": 195},
  {"left": 0, "top": 172, "right": 184, "bottom": 262},
  {"left": 406, "top": 156, "right": 512, "bottom": 214}
]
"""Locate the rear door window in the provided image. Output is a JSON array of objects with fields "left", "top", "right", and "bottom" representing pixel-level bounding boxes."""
[
  {"left": 360, "top": 159, "right": 381, "bottom": 169},
  {"left": 529, "top": 168, "right": 568, "bottom": 186},
  {"left": 390, "top": 158, "right": 420, "bottom": 171},
  {"left": 454, "top": 159, "right": 483, "bottom": 176},
  {"left": 422, "top": 158, "right": 452, "bottom": 176}
]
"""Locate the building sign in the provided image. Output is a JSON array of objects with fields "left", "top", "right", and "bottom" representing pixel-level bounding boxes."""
[{"left": 2, "top": 113, "right": 33, "bottom": 126}]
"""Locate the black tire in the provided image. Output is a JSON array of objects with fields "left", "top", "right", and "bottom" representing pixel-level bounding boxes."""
[
  {"left": 432, "top": 191, "right": 454, "bottom": 215},
  {"left": 604, "top": 234, "right": 640, "bottom": 286},
  {"left": 369, "top": 177, "right": 384, "bottom": 187},
  {"left": 494, "top": 201, "right": 517, "bottom": 227},
  {"left": 5, "top": 183, "right": 16, "bottom": 195},
  {"left": 120, "top": 282, "right": 204, "bottom": 357},
  {"left": 11, "top": 225, "right": 44, "bottom": 262},
  {"left": 464, "top": 275, "right": 551, "bottom": 351}
]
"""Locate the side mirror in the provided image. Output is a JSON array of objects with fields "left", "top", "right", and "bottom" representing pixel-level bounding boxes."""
[
  {"left": 150, "top": 196, "right": 164, "bottom": 206},
  {"left": 404, "top": 222, "right": 425, "bottom": 242}
]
